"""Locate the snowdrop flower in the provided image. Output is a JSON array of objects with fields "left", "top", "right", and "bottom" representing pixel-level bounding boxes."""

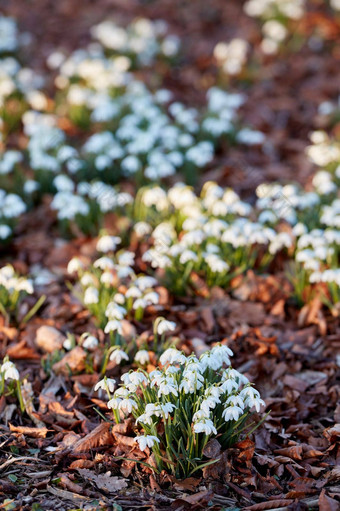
[
  {"left": 200, "top": 351, "right": 223, "bottom": 371},
  {"left": 193, "top": 409, "right": 210, "bottom": 421},
  {"left": 94, "top": 257, "right": 115, "bottom": 271},
  {"left": 134, "top": 350, "right": 150, "bottom": 365},
  {"left": 82, "top": 334, "right": 99, "bottom": 350},
  {"left": 220, "top": 378, "right": 239, "bottom": 394},
  {"left": 158, "top": 377, "right": 178, "bottom": 397},
  {"left": 63, "top": 338, "right": 72, "bottom": 351},
  {"left": 109, "top": 348, "right": 129, "bottom": 365},
  {"left": 125, "top": 286, "right": 142, "bottom": 299},
  {"left": 134, "top": 276, "right": 158, "bottom": 291},
  {"left": 135, "top": 435, "right": 160, "bottom": 452},
  {"left": 80, "top": 273, "right": 97, "bottom": 287},
  {"left": 118, "top": 251, "right": 135, "bottom": 267},
  {"left": 94, "top": 377, "right": 116, "bottom": 393},
  {"left": 104, "top": 320, "right": 123, "bottom": 335},
  {"left": 105, "top": 303, "right": 126, "bottom": 320},
  {"left": 205, "top": 255, "right": 229, "bottom": 273},
  {"left": 100, "top": 272, "right": 115, "bottom": 286},
  {"left": 193, "top": 419, "right": 217, "bottom": 435},
  {"left": 1, "top": 361, "right": 19, "bottom": 381},
  {"left": 160, "top": 348, "right": 186, "bottom": 366},
  {"left": 67, "top": 257, "right": 84, "bottom": 274},
  {"left": 134, "top": 221, "right": 152, "bottom": 237},
  {"left": 226, "top": 395, "right": 245, "bottom": 409},
  {"left": 84, "top": 286, "right": 99, "bottom": 305},
  {"left": 211, "top": 344, "right": 233, "bottom": 365},
  {"left": 222, "top": 405, "right": 244, "bottom": 421},
  {"left": 96, "top": 235, "right": 121, "bottom": 253},
  {"left": 160, "top": 402, "right": 176, "bottom": 418},
  {"left": 119, "top": 397, "right": 137, "bottom": 414},
  {"left": 156, "top": 318, "right": 177, "bottom": 335},
  {"left": 107, "top": 397, "right": 122, "bottom": 410}
]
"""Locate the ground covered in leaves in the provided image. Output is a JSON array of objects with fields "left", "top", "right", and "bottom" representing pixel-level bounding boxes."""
[{"left": 0, "top": 1, "right": 340, "bottom": 510}]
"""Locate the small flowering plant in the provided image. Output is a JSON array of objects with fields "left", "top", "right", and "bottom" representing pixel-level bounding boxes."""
[
  {"left": 0, "top": 264, "right": 45, "bottom": 324},
  {"left": 0, "top": 357, "right": 25, "bottom": 413},
  {"left": 97, "top": 345, "right": 265, "bottom": 478}
]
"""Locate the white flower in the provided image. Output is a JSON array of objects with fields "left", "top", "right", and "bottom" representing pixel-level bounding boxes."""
[
  {"left": 104, "top": 320, "right": 123, "bottom": 335},
  {"left": 200, "top": 351, "right": 223, "bottom": 371},
  {"left": 82, "top": 334, "right": 99, "bottom": 350},
  {"left": 101, "top": 272, "right": 115, "bottom": 286},
  {"left": 193, "top": 419, "right": 217, "bottom": 435},
  {"left": 84, "top": 286, "right": 99, "bottom": 305},
  {"left": 109, "top": 349, "right": 129, "bottom": 365},
  {"left": 96, "top": 235, "right": 121, "bottom": 253},
  {"left": 67, "top": 257, "right": 84, "bottom": 274},
  {"left": 222, "top": 405, "right": 244, "bottom": 421},
  {"left": 94, "top": 377, "right": 116, "bottom": 393},
  {"left": 226, "top": 395, "right": 245, "bottom": 409},
  {"left": 107, "top": 398, "right": 122, "bottom": 410},
  {"left": 93, "top": 257, "right": 115, "bottom": 271},
  {"left": 134, "top": 350, "right": 150, "bottom": 365},
  {"left": 159, "top": 348, "right": 186, "bottom": 366},
  {"left": 63, "top": 338, "right": 72, "bottom": 351},
  {"left": 156, "top": 319, "right": 177, "bottom": 335},
  {"left": 105, "top": 303, "right": 126, "bottom": 320},
  {"left": 211, "top": 344, "right": 233, "bottom": 365},
  {"left": 135, "top": 435, "right": 160, "bottom": 452},
  {"left": 119, "top": 398, "right": 137, "bottom": 414},
  {"left": 160, "top": 402, "right": 176, "bottom": 418},
  {"left": 157, "top": 377, "right": 178, "bottom": 397},
  {"left": 80, "top": 272, "right": 97, "bottom": 287},
  {"left": 118, "top": 251, "right": 135, "bottom": 266},
  {"left": 1, "top": 361, "right": 19, "bottom": 381}
]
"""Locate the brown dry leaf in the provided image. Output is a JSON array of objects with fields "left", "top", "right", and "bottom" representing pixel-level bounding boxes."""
[
  {"left": 274, "top": 445, "right": 303, "bottom": 460},
  {"left": 77, "top": 468, "right": 128, "bottom": 493},
  {"left": 173, "top": 477, "right": 201, "bottom": 491},
  {"left": 52, "top": 346, "right": 87, "bottom": 376},
  {"left": 72, "top": 422, "right": 114, "bottom": 453},
  {"left": 6, "top": 339, "right": 40, "bottom": 360},
  {"left": 202, "top": 438, "right": 221, "bottom": 459},
  {"left": 244, "top": 500, "right": 294, "bottom": 510},
  {"left": 323, "top": 424, "right": 340, "bottom": 443},
  {"left": 69, "top": 459, "right": 96, "bottom": 470},
  {"left": 9, "top": 424, "right": 49, "bottom": 438},
  {"left": 171, "top": 489, "right": 214, "bottom": 508},
  {"left": 319, "top": 489, "right": 339, "bottom": 511},
  {"left": 60, "top": 473, "right": 84, "bottom": 494}
]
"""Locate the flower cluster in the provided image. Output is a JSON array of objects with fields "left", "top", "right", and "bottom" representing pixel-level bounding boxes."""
[
  {"left": 96, "top": 345, "right": 264, "bottom": 477},
  {"left": 0, "top": 264, "right": 33, "bottom": 315},
  {"left": 68, "top": 237, "right": 161, "bottom": 329},
  {"left": 0, "top": 357, "right": 25, "bottom": 412},
  {"left": 244, "top": 0, "right": 305, "bottom": 55},
  {"left": 0, "top": 15, "right": 258, "bottom": 241}
]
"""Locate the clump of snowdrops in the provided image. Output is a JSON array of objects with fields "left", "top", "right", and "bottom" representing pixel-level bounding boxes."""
[
  {"left": 67, "top": 235, "right": 161, "bottom": 331},
  {"left": 0, "top": 264, "right": 45, "bottom": 324},
  {"left": 95, "top": 345, "right": 265, "bottom": 478},
  {"left": 0, "top": 357, "right": 25, "bottom": 412}
]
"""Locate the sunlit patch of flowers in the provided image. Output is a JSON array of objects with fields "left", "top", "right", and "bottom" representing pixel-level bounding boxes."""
[
  {"left": 0, "top": 189, "right": 27, "bottom": 241},
  {"left": 0, "top": 357, "right": 25, "bottom": 412},
  {"left": 68, "top": 237, "right": 161, "bottom": 330},
  {"left": 97, "top": 345, "right": 265, "bottom": 477},
  {"left": 244, "top": 0, "right": 305, "bottom": 55},
  {"left": 139, "top": 182, "right": 277, "bottom": 294},
  {"left": 0, "top": 264, "right": 33, "bottom": 321},
  {"left": 214, "top": 38, "right": 249, "bottom": 77},
  {"left": 0, "top": 14, "right": 259, "bottom": 244}
]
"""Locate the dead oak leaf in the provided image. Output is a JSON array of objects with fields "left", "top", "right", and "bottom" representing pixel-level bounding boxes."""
[
  {"left": 77, "top": 468, "right": 127, "bottom": 493},
  {"left": 9, "top": 424, "right": 49, "bottom": 438},
  {"left": 72, "top": 422, "right": 114, "bottom": 453}
]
